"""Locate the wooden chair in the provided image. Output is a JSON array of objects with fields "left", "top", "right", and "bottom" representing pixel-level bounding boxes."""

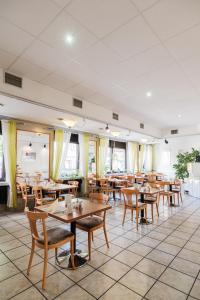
[
  {"left": 121, "top": 188, "right": 147, "bottom": 230},
  {"left": 143, "top": 186, "right": 160, "bottom": 223},
  {"left": 158, "top": 181, "right": 175, "bottom": 206},
  {"left": 114, "top": 180, "right": 128, "bottom": 199},
  {"left": 99, "top": 179, "right": 116, "bottom": 199},
  {"left": 26, "top": 211, "right": 75, "bottom": 289},
  {"left": 76, "top": 193, "right": 109, "bottom": 260},
  {"left": 20, "top": 183, "right": 35, "bottom": 210},
  {"left": 171, "top": 180, "right": 183, "bottom": 205},
  {"left": 126, "top": 175, "right": 135, "bottom": 187},
  {"left": 32, "top": 186, "right": 56, "bottom": 206},
  {"left": 68, "top": 180, "right": 79, "bottom": 197},
  {"left": 87, "top": 178, "right": 99, "bottom": 194}
]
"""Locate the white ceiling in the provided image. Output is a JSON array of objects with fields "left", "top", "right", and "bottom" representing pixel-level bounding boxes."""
[
  {"left": 0, "top": 0, "right": 200, "bottom": 128},
  {"left": 0, "top": 93, "right": 154, "bottom": 143}
]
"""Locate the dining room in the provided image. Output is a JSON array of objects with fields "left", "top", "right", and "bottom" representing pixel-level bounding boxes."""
[{"left": 0, "top": 1, "right": 200, "bottom": 300}]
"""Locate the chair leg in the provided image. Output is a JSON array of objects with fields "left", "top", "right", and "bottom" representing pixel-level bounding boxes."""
[
  {"left": 156, "top": 202, "right": 159, "bottom": 217},
  {"left": 122, "top": 208, "right": 127, "bottom": 225},
  {"left": 145, "top": 207, "right": 148, "bottom": 224},
  {"left": 91, "top": 232, "right": 94, "bottom": 242},
  {"left": 180, "top": 192, "right": 183, "bottom": 203},
  {"left": 177, "top": 193, "right": 180, "bottom": 205},
  {"left": 163, "top": 194, "right": 164, "bottom": 205},
  {"left": 88, "top": 232, "right": 92, "bottom": 261},
  {"left": 136, "top": 210, "right": 139, "bottom": 231},
  {"left": 70, "top": 240, "right": 75, "bottom": 269},
  {"left": 42, "top": 248, "right": 48, "bottom": 289},
  {"left": 151, "top": 204, "right": 154, "bottom": 223},
  {"left": 131, "top": 209, "right": 133, "bottom": 221},
  {"left": 27, "top": 239, "right": 35, "bottom": 275},
  {"left": 103, "top": 224, "right": 109, "bottom": 248}
]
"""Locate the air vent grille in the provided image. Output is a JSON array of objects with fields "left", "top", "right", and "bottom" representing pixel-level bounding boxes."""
[
  {"left": 140, "top": 123, "right": 144, "bottom": 129},
  {"left": 112, "top": 112, "right": 119, "bottom": 120},
  {"left": 73, "top": 98, "right": 82, "bottom": 108},
  {"left": 4, "top": 72, "right": 22, "bottom": 88},
  {"left": 171, "top": 129, "right": 178, "bottom": 135}
]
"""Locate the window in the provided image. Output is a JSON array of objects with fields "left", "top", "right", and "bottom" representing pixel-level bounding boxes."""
[
  {"left": 0, "top": 135, "right": 4, "bottom": 180},
  {"left": 64, "top": 143, "right": 79, "bottom": 176},
  {"left": 88, "top": 140, "right": 96, "bottom": 174},
  {"left": 105, "top": 140, "right": 126, "bottom": 173}
]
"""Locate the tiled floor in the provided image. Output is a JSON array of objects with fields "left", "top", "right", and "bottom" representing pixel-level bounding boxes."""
[{"left": 0, "top": 194, "right": 200, "bottom": 300}]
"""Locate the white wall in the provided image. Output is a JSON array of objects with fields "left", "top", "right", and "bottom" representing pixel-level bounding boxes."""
[{"left": 155, "top": 135, "right": 200, "bottom": 177}]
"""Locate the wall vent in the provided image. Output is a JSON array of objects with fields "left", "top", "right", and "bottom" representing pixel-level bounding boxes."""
[
  {"left": 73, "top": 98, "right": 83, "bottom": 108},
  {"left": 112, "top": 112, "right": 119, "bottom": 120},
  {"left": 4, "top": 72, "right": 22, "bottom": 88},
  {"left": 171, "top": 129, "right": 178, "bottom": 135},
  {"left": 140, "top": 123, "right": 144, "bottom": 129}
]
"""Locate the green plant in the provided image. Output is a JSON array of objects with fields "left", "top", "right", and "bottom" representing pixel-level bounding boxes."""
[{"left": 173, "top": 148, "right": 200, "bottom": 179}]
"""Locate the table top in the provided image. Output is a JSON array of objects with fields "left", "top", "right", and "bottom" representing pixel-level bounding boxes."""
[
  {"left": 124, "top": 187, "right": 160, "bottom": 195},
  {"left": 35, "top": 199, "right": 112, "bottom": 223},
  {"left": 31, "top": 183, "right": 76, "bottom": 191}
]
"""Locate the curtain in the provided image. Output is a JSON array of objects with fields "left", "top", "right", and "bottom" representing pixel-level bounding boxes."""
[
  {"left": 59, "top": 132, "right": 71, "bottom": 177},
  {"left": 139, "top": 144, "right": 146, "bottom": 172},
  {"left": 2, "top": 120, "right": 17, "bottom": 207},
  {"left": 144, "top": 144, "right": 153, "bottom": 172},
  {"left": 79, "top": 133, "right": 90, "bottom": 193},
  {"left": 127, "top": 142, "right": 133, "bottom": 173},
  {"left": 52, "top": 129, "right": 64, "bottom": 180},
  {"left": 98, "top": 137, "right": 109, "bottom": 177},
  {"left": 152, "top": 144, "right": 157, "bottom": 171},
  {"left": 133, "top": 142, "right": 139, "bottom": 172}
]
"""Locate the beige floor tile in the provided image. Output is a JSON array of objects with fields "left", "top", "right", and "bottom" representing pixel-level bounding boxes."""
[
  {"left": 24, "top": 262, "right": 58, "bottom": 284},
  {"left": 99, "top": 258, "right": 130, "bottom": 280},
  {"left": 135, "top": 258, "right": 166, "bottom": 279},
  {"left": 100, "top": 282, "right": 142, "bottom": 300},
  {"left": 0, "top": 234, "right": 15, "bottom": 244},
  {"left": 139, "top": 237, "right": 160, "bottom": 248},
  {"left": 184, "top": 241, "right": 200, "bottom": 254},
  {"left": 111, "top": 236, "right": 134, "bottom": 248},
  {"left": 0, "top": 262, "right": 20, "bottom": 282},
  {"left": 146, "top": 249, "right": 174, "bottom": 266},
  {"left": 13, "top": 253, "right": 43, "bottom": 271},
  {"left": 156, "top": 242, "right": 181, "bottom": 255},
  {"left": 5, "top": 245, "right": 30, "bottom": 261},
  {"left": 147, "top": 231, "right": 167, "bottom": 241},
  {"left": 160, "top": 268, "right": 195, "bottom": 294},
  {"left": 170, "top": 257, "right": 200, "bottom": 277},
  {"left": 146, "top": 281, "right": 187, "bottom": 300},
  {"left": 98, "top": 243, "right": 123, "bottom": 257},
  {"left": 36, "top": 271, "right": 74, "bottom": 299},
  {"left": 0, "top": 239, "right": 23, "bottom": 252},
  {"left": 61, "top": 263, "right": 94, "bottom": 282},
  {"left": 0, "top": 273, "right": 31, "bottom": 300},
  {"left": 87, "top": 250, "right": 110, "bottom": 268},
  {"left": 123, "top": 231, "right": 142, "bottom": 241},
  {"left": 11, "top": 286, "right": 46, "bottom": 300},
  {"left": 171, "top": 230, "right": 191, "bottom": 240},
  {"left": 0, "top": 253, "right": 9, "bottom": 266},
  {"left": 120, "top": 269, "right": 155, "bottom": 296},
  {"left": 190, "top": 279, "right": 200, "bottom": 299},
  {"left": 115, "top": 249, "right": 143, "bottom": 267},
  {"left": 127, "top": 242, "right": 152, "bottom": 256},
  {"left": 178, "top": 248, "right": 200, "bottom": 264},
  {"left": 79, "top": 270, "right": 115, "bottom": 298},
  {"left": 56, "top": 285, "right": 95, "bottom": 300},
  {"left": 165, "top": 236, "right": 187, "bottom": 247}
]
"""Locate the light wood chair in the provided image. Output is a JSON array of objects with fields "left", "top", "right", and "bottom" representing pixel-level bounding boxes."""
[
  {"left": 158, "top": 181, "right": 175, "bottom": 206},
  {"left": 68, "top": 180, "right": 79, "bottom": 197},
  {"left": 143, "top": 186, "right": 160, "bottom": 223},
  {"left": 99, "top": 179, "right": 116, "bottom": 200},
  {"left": 76, "top": 193, "right": 109, "bottom": 260},
  {"left": 114, "top": 180, "right": 128, "bottom": 199},
  {"left": 171, "top": 180, "right": 183, "bottom": 205},
  {"left": 32, "top": 186, "right": 56, "bottom": 206},
  {"left": 26, "top": 211, "right": 75, "bottom": 289},
  {"left": 121, "top": 188, "right": 148, "bottom": 230},
  {"left": 20, "top": 183, "right": 35, "bottom": 210},
  {"left": 126, "top": 175, "right": 135, "bottom": 187}
]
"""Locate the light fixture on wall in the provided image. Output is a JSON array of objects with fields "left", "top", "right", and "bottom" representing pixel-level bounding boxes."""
[
  {"left": 63, "top": 119, "right": 77, "bottom": 128},
  {"left": 164, "top": 139, "right": 169, "bottom": 144},
  {"left": 111, "top": 131, "right": 120, "bottom": 137},
  {"left": 105, "top": 124, "right": 110, "bottom": 133}
]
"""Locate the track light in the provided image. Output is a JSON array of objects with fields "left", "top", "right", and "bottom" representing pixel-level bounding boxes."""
[
  {"left": 164, "top": 139, "right": 168, "bottom": 144},
  {"left": 43, "top": 144, "right": 46, "bottom": 148},
  {"left": 29, "top": 142, "right": 32, "bottom": 147},
  {"left": 105, "top": 124, "right": 110, "bottom": 133}
]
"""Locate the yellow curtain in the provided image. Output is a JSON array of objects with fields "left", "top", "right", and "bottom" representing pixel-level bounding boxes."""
[
  {"left": 139, "top": 144, "right": 146, "bottom": 172},
  {"left": 97, "top": 137, "right": 108, "bottom": 177},
  {"left": 52, "top": 129, "right": 64, "bottom": 180},
  {"left": 132, "top": 142, "right": 139, "bottom": 172},
  {"left": 8, "top": 121, "right": 17, "bottom": 208}
]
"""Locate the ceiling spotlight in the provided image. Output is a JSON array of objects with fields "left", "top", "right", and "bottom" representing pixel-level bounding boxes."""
[
  {"left": 111, "top": 131, "right": 120, "bottom": 137},
  {"left": 178, "top": 114, "right": 182, "bottom": 118},
  {"left": 146, "top": 91, "right": 152, "bottom": 98},
  {"left": 57, "top": 118, "right": 64, "bottom": 121},
  {"left": 63, "top": 119, "right": 77, "bottom": 128},
  {"left": 65, "top": 34, "right": 75, "bottom": 45},
  {"left": 29, "top": 142, "right": 32, "bottom": 147},
  {"left": 43, "top": 144, "right": 46, "bottom": 148},
  {"left": 105, "top": 124, "right": 110, "bottom": 133},
  {"left": 164, "top": 139, "right": 168, "bottom": 144}
]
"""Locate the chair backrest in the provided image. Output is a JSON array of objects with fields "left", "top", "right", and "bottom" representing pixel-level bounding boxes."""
[
  {"left": 127, "top": 175, "right": 135, "bottom": 183},
  {"left": 32, "top": 186, "right": 43, "bottom": 199},
  {"left": 20, "top": 183, "right": 28, "bottom": 199},
  {"left": 89, "top": 193, "right": 109, "bottom": 218},
  {"left": 68, "top": 181, "right": 79, "bottom": 187},
  {"left": 26, "top": 211, "right": 48, "bottom": 245},
  {"left": 99, "top": 179, "right": 109, "bottom": 187},
  {"left": 122, "top": 188, "right": 140, "bottom": 207},
  {"left": 147, "top": 174, "right": 157, "bottom": 182}
]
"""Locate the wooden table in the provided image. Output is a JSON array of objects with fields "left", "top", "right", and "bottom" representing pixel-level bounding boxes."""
[
  {"left": 35, "top": 199, "right": 111, "bottom": 268},
  {"left": 31, "top": 183, "right": 76, "bottom": 198},
  {"left": 124, "top": 187, "right": 159, "bottom": 223}
]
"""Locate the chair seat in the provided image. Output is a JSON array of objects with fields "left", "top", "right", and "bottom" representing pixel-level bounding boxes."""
[
  {"left": 144, "top": 196, "right": 157, "bottom": 203},
  {"left": 38, "top": 225, "right": 73, "bottom": 245},
  {"left": 127, "top": 202, "right": 146, "bottom": 209},
  {"left": 76, "top": 216, "right": 103, "bottom": 229}
]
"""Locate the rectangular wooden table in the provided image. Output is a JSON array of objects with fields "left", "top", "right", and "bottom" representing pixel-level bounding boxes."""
[
  {"left": 35, "top": 199, "right": 111, "bottom": 268},
  {"left": 31, "top": 183, "right": 76, "bottom": 198}
]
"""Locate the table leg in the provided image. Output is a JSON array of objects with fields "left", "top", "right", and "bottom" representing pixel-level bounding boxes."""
[
  {"left": 140, "top": 193, "right": 151, "bottom": 224},
  {"left": 169, "top": 185, "right": 175, "bottom": 206},
  {"left": 55, "top": 221, "right": 87, "bottom": 269}
]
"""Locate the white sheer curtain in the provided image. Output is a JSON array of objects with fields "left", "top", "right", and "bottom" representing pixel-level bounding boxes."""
[
  {"left": 127, "top": 142, "right": 134, "bottom": 173},
  {"left": 59, "top": 132, "right": 71, "bottom": 177},
  {"left": 98, "top": 137, "right": 109, "bottom": 177},
  {"left": 144, "top": 145, "right": 153, "bottom": 172}
]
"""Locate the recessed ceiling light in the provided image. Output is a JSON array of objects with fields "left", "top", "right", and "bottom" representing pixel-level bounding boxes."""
[
  {"left": 141, "top": 138, "right": 148, "bottom": 143},
  {"left": 178, "top": 114, "right": 182, "bottom": 118},
  {"left": 65, "top": 34, "right": 75, "bottom": 45},
  {"left": 63, "top": 119, "right": 77, "bottom": 128},
  {"left": 111, "top": 131, "right": 120, "bottom": 137},
  {"left": 0, "top": 103, "right": 4, "bottom": 107},
  {"left": 146, "top": 91, "right": 152, "bottom": 97}
]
